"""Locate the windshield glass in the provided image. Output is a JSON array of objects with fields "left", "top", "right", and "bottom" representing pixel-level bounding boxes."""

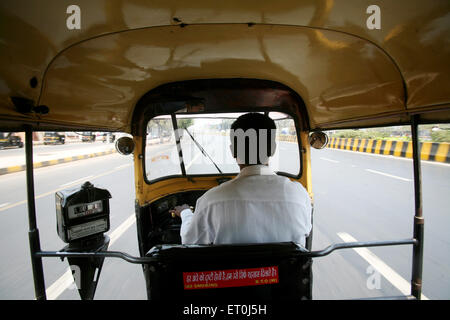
[{"left": 145, "top": 112, "right": 300, "bottom": 182}]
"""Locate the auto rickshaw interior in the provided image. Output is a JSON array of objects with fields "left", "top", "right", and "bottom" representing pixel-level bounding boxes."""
[
  {"left": 23, "top": 77, "right": 436, "bottom": 301},
  {"left": 5, "top": 77, "right": 436, "bottom": 301},
  {"left": 3, "top": 0, "right": 449, "bottom": 301}
]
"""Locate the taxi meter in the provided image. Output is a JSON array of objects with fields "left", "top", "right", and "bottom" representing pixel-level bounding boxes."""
[{"left": 56, "top": 181, "right": 111, "bottom": 243}]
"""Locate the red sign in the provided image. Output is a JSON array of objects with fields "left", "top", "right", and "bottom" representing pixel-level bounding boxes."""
[{"left": 183, "top": 266, "right": 279, "bottom": 290}]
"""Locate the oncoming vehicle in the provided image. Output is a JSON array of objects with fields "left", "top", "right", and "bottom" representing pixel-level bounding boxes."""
[
  {"left": 0, "top": 132, "right": 24, "bottom": 149},
  {"left": 43, "top": 132, "right": 65, "bottom": 145},
  {"left": 0, "top": 1, "right": 449, "bottom": 301},
  {"left": 101, "top": 133, "right": 115, "bottom": 143},
  {"left": 81, "top": 132, "right": 96, "bottom": 142}
]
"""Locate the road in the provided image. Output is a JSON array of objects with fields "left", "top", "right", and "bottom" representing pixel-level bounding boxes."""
[
  {"left": 310, "top": 147, "right": 450, "bottom": 299},
  {"left": 0, "top": 138, "right": 448, "bottom": 300},
  {"left": 0, "top": 141, "right": 114, "bottom": 158}
]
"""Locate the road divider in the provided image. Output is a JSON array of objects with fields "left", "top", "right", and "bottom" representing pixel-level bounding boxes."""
[
  {"left": 328, "top": 138, "right": 450, "bottom": 164},
  {"left": 0, "top": 149, "right": 117, "bottom": 176}
]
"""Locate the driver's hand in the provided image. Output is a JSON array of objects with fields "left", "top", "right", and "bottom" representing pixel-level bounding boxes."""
[{"left": 169, "top": 204, "right": 191, "bottom": 218}]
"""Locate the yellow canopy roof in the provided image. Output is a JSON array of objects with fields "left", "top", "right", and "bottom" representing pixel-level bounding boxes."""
[{"left": 1, "top": 0, "right": 449, "bottom": 132}]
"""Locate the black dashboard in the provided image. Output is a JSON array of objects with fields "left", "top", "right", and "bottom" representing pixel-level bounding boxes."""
[{"left": 145, "top": 190, "right": 207, "bottom": 248}]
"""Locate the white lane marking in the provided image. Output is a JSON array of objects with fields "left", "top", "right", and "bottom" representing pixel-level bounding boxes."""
[
  {"left": 108, "top": 214, "right": 136, "bottom": 244},
  {"left": 44, "top": 269, "right": 75, "bottom": 300},
  {"left": 365, "top": 169, "right": 412, "bottom": 182},
  {"left": 59, "top": 175, "right": 94, "bottom": 188},
  {"left": 115, "top": 164, "right": 132, "bottom": 170},
  {"left": 0, "top": 164, "right": 132, "bottom": 213},
  {"left": 185, "top": 151, "right": 203, "bottom": 170},
  {"left": 0, "top": 202, "right": 10, "bottom": 208},
  {"left": 337, "top": 232, "right": 429, "bottom": 300},
  {"left": 46, "top": 214, "right": 136, "bottom": 300},
  {"left": 320, "top": 157, "right": 340, "bottom": 163}
]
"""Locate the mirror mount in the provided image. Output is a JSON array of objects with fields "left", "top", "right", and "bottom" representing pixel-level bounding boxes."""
[
  {"left": 115, "top": 136, "right": 135, "bottom": 155},
  {"left": 309, "top": 132, "right": 329, "bottom": 149}
]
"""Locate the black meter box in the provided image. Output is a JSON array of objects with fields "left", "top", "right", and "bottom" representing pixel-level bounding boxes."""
[{"left": 55, "top": 182, "right": 111, "bottom": 243}]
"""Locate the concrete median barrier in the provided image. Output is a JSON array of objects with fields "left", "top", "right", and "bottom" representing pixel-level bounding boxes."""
[
  {"left": 0, "top": 149, "right": 117, "bottom": 176},
  {"left": 328, "top": 138, "right": 450, "bottom": 163}
]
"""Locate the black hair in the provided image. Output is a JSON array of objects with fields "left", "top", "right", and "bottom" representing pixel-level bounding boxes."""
[{"left": 230, "top": 113, "right": 277, "bottom": 165}]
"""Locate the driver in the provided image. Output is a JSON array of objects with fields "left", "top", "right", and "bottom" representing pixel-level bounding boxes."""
[{"left": 170, "top": 113, "right": 312, "bottom": 246}]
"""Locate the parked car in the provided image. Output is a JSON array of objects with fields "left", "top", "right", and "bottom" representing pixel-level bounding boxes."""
[
  {"left": 0, "top": 132, "right": 24, "bottom": 149},
  {"left": 81, "top": 132, "right": 96, "bottom": 142},
  {"left": 43, "top": 132, "right": 65, "bottom": 145}
]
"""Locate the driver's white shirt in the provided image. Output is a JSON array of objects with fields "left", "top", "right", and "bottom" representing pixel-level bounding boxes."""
[{"left": 180, "top": 165, "right": 312, "bottom": 246}]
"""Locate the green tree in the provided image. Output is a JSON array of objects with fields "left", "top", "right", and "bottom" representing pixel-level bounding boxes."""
[
  {"left": 178, "top": 119, "right": 194, "bottom": 129},
  {"left": 431, "top": 130, "right": 450, "bottom": 142}
]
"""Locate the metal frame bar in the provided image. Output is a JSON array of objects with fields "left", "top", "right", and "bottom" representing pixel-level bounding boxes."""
[
  {"left": 410, "top": 115, "right": 424, "bottom": 299},
  {"left": 25, "top": 125, "right": 47, "bottom": 300},
  {"left": 37, "top": 250, "right": 157, "bottom": 264},
  {"left": 305, "top": 239, "right": 416, "bottom": 258},
  {"left": 35, "top": 238, "right": 417, "bottom": 264}
]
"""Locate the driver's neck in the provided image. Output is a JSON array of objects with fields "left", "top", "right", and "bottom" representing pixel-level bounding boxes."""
[{"left": 238, "top": 163, "right": 268, "bottom": 171}]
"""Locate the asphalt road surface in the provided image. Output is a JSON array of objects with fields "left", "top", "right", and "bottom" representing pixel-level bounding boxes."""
[
  {"left": 0, "top": 138, "right": 448, "bottom": 300},
  {"left": 0, "top": 141, "right": 115, "bottom": 158}
]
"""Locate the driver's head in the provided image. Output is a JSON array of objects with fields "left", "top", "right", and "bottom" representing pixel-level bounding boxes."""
[{"left": 230, "top": 113, "right": 277, "bottom": 166}]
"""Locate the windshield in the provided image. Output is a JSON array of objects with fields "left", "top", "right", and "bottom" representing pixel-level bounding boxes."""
[{"left": 144, "top": 112, "right": 300, "bottom": 182}]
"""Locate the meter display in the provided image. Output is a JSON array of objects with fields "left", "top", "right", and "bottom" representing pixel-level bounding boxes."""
[
  {"left": 68, "top": 200, "right": 103, "bottom": 219},
  {"left": 56, "top": 181, "right": 111, "bottom": 243}
]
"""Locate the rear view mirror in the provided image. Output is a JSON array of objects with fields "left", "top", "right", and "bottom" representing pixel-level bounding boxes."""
[
  {"left": 309, "top": 132, "right": 329, "bottom": 149},
  {"left": 115, "top": 137, "right": 135, "bottom": 155}
]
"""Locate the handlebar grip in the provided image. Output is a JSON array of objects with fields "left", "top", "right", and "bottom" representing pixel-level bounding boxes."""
[{"left": 171, "top": 206, "right": 194, "bottom": 218}]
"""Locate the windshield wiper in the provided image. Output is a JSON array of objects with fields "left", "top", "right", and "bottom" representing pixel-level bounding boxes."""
[{"left": 183, "top": 128, "right": 223, "bottom": 174}]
